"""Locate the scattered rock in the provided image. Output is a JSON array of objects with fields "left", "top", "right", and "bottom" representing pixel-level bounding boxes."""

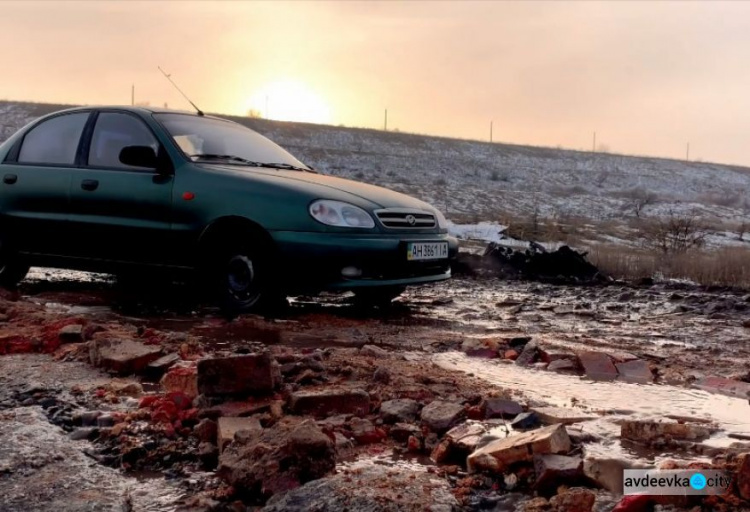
[
  {"left": 217, "top": 418, "right": 335, "bottom": 498},
  {"left": 69, "top": 427, "right": 98, "bottom": 441},
  {"left": 161, "top": 364, "right": 198, "bottom": 399},
  {"left": 147, "top": 353, "right": 181, "bottom": 374},
  {"left": 420, "top": 400, "right": 465, "bottom": 433},
  {"left": 197, "top": 353, "right": 279, "bottom": 397},
  {"left": 511, "top": 411, "right": 541, "bottom": 430},
  {"left": 534, "top": 454, "right": 584, "bottom": 494},
  {"left": 583, "top": 457, "right": 640, "bottom": 494},
  {"left": 349, "top": 417, "right": 385, "bottom": 444},
  {"left": 615, "top": 360, "right": 653, "bottom": 384},
  {"left": 194, "top": 418, "right": 218, "bottom": 444},
  {"left": 372, "top": 366, "right": 391, "bottom": 384},
  {"left": 89, "top": 338, "right": 162, "bottom": 375},
  {"left": 693, "top": 376, "right": 750, "bottom": 399},
  {"left": 621, "top": 420, "right": 712, "bottom": 443},
  {"left": 217, "top": 416, "right": 263, "bottom": 452},
  {"left": 485, "top": 398, "right": 523, "bottom": 419},
  {"left": 549, "top": 487, "right": 595, "bottom": 512},
  {"left": 289, "top": 388, "right": 370, "bottom": 417},
  {"left": 262, "top": 466, "right": 457, "bottom": 512},
  {"left": 390, "top": 422, "right": 421, "bottom": 443},
  {"left": 577, "top": 351, "right": 618, "bottom": 381},
  {"left": 380, "top": 398, "right": 420, "bottom": 424},
  {"left": 531, "top": 407, "right": 596, "bottom": 425},
  {"left": 548, "top": 359, "right": 580, "bottom": 374},
  {"left": 468, "top": 424, "right": 571, "bottom": 473},
  {"left": 515, "top": 340, "right": 540, "bottom": 366},
  {"left": 461, "top": 337, "right": 500, "bottom": 358},
  {"left": 359, "top": 345, "right": 389, "bottom": 358},
  {"left": 504, "top": 349, "right": 519, "bottom": 360}
]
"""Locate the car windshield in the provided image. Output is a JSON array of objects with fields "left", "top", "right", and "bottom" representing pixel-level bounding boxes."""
[{"left": 153, "top": 113, "right": 309, "bottom": 170}]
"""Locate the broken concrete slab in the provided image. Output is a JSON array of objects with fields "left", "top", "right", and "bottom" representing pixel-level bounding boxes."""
[
  {"left": 621, "top": 420, "right": 713, "bottom": 443},
  {"left": 615, "top": 359, "right": 653, "bottom": 384},
  {"left": 531, "top": 407, "right": 596, "bottom": 425},
  {"left": 468, "top": 423, "right": 571, "bottom": 473},
  {"left": 289, "top": 388, "right": 370, "bottom": 417},
  {"left": 89, "top": 338, "right": 162, "bottom": 375},
  {"left": 420, "top": 400, "right": 465, "bottom": 433},
  {"left": 218, "top": 418, "right": 335, "bottom": 497},
  {"left": 692, "top": 376, "right": 750, "bottom": 399},
  {"left": 147, "top": 353, "right": 180, "bottom": 373},
  {"left": 577, "top": 351, "right": 618, "bottom": 381},
  {"left": 380, "top": 398, "right": 420, "bottom": 424},
  {"left": 583, "top": 456, "right": 642, "bottom": 494},
  {"left": 197, "top": 353, "right": 279, "bottom": 397},
  {"left": 217, "top": 416, "right": 263, "bottom": 453},
  {"left": 485, "top": 398, "right": 523, "bottom": 419},
  {"left": 515, "top": 340, "right": 540, "bottom": 366},
  {"left": 534, "top": 454, "right": 584, "bottom": 494}
]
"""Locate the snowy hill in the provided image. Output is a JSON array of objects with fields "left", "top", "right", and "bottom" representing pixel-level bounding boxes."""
[{"left": 2, "top": 100, "right": 749, "bottom": 230}]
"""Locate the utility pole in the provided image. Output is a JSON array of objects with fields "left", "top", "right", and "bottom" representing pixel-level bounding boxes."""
[
  {"left": 384, "top": 109, "right": 388, "bottom": 131},
  {"left": 265, "top": 96, "right": 269, "bottom": 119},
  {"left": 490, "top": 121, "right": 493, "bottom": 143},
  {"left": 131, "top": 84, "right": 135, "bottom": 106},
  {"left": 593, "top": 131, "right": 597, "bottom": 152},
  {"left": 686, "top": 142, "right": 690, "bottom": 162}
]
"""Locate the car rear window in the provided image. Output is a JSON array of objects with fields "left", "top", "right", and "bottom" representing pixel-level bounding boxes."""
[{"left": 18, "top": 112, "right": 89, "bottom": 165}]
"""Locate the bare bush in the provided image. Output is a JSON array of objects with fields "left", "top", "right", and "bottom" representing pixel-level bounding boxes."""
[
  {"left": 637, "top": 211, "right": 707, "bottom": 254},
  {"left": 616, "top": 187, "right": 659, "bottom": 218},
  {"left": 589, "top": 245, "right": 750, "bottom": 288}
]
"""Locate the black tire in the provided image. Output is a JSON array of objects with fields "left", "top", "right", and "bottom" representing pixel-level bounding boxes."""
[
  {"left": 0, "top": 241, "right": 29, "bottom": 288},
  {"left": 207, "top": 238, "right": 284, "bottom": 314},
  {"left": 352, "top": 287, "right": 405, "bottom": 308}
]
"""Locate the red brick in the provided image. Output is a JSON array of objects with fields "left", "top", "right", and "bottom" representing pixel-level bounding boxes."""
[{"left": 577, "top": 351, "right": 618, "bottom": 381}]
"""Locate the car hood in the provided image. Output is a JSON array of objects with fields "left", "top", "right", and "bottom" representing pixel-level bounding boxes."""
[{"left": 212, "top": 166, "right": 435, "bottom": 211}]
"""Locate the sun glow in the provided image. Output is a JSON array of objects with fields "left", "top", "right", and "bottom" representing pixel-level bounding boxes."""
[{"left": 247, "top": 80, "right": 332, "bottom": 124}]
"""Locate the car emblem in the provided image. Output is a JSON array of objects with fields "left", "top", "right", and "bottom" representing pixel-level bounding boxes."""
[{"left": 405, "top": 214, "right": 417, "bottom": 226}]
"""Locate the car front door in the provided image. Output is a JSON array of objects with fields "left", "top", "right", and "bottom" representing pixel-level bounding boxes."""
[
  {"left": 0, "top": 111, "right": 91, "bottom": 256},
  {"left": 67, "top": 111, "right": 174, "bottom": 265}
]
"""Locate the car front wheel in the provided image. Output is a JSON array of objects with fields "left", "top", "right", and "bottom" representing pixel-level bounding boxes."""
[{"left": 209, "top": 241, "right": 284, "bottom": 314}]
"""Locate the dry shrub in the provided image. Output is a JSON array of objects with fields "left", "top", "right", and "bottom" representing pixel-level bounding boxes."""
[
  {"left": 589, "top": 245, "right": 750, "bottom": 288},
  {"left": 637, "top": 211, "right": 707, "bottom": 254}
]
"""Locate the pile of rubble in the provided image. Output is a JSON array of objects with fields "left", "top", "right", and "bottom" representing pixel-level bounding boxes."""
[{"left": 16, "top": 322, "right": 741, "bottom": 512}]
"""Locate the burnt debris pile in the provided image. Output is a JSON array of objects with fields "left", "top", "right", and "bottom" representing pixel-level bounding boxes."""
[{"left": 455, "top": 242, "right": 608, "bottom": 283}]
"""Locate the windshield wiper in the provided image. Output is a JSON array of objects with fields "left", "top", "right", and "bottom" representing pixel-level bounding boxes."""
[
  {"left": 256, "top": 162, "right": 314, "bottom": 172},
  {"left": 189, "top": 154, "right": 261, "bottom": 166},
  {"left": 190, "top": 155, "right": 314, "bottom": 172}
]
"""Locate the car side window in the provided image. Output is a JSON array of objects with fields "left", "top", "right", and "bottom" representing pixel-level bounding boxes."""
[
  {"left": 88, "top": 113, "right": 159, "bottom": 170},
  {"left": 17, "top": 112, "right": 89, "bottom": 165}
]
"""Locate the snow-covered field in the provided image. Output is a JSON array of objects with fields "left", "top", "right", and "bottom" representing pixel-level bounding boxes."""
[{"left": 2, "top": 100, "right": 750, "bottom": 244}]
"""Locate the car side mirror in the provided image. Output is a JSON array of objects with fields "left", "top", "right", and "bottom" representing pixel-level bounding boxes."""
[{"left": 119, "top": 145, "right": 158, "bottom": 169}]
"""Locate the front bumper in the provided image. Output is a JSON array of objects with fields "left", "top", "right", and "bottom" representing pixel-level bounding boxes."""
[{"left": 270, "top": 231, "right": 458, "bottom": 291}]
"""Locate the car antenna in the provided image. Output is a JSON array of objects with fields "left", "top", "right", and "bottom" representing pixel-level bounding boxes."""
[{"left": 158, "top": 66, "right": 204, "bottom": 116}]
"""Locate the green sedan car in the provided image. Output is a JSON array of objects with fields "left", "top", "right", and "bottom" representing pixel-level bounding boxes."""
[{"left": 0, "top": 106, "right": 458, "bottom": 311}]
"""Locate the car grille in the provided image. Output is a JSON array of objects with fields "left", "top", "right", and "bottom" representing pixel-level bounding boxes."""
[{"left": 375, "top": 209, "right": 436, "bottom": 229}]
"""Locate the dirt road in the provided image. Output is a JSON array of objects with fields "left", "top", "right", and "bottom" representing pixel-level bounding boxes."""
[{"left": 1, "top": 269, "right": 750, "bottom": 511}]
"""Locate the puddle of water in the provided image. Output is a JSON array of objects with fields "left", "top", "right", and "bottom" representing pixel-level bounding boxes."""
[{"left": 434, "top": 352, "right": 750, "bottom": 464}]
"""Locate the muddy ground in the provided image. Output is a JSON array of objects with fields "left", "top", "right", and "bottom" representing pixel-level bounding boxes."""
[{"left": 1, "top": 266, "right": 750, "bottom": 511}]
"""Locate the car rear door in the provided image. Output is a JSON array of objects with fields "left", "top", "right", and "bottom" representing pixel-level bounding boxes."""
[
  {"left": 0, "top": 111, "right": 90, "bottom": 256},
  {"left": 67, "top": 110, "right": 174, "bottom": 265}
]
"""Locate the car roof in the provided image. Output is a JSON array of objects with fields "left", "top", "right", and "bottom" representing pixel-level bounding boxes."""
[{"left": 50, "top": 105, "right": 213, "bottom": 117}]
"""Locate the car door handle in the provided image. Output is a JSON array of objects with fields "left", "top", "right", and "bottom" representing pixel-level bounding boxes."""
[
  {"left": 81, "top": 179, "right": 99, "bottom": 191},
  {"left": 3, "top": 174, "right": 17, "bottom": 185}
]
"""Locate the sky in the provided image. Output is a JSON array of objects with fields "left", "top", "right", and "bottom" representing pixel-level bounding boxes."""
[{"left": 2, "top": 1, "right": 750, "bottom": 165}]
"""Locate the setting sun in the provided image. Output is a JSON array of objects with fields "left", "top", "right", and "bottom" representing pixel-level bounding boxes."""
[{"left": 247, "top": 80, "right": 332, "bottom": 124}]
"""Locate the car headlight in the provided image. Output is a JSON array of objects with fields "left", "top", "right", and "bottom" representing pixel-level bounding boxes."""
[
  {"left": 434, "top": 208, "right": 448, "bottom": 229},
  {"left": 309, "top": 200, "right": 375, "bottom": 228}
]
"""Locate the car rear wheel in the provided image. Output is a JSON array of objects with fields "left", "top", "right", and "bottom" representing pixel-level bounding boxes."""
[
  {"left": 353, "top": 286, "right": 405, "bottom": 307},
  {"left": 0, "top": 241, "right": 29, "bottom": 288}
]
